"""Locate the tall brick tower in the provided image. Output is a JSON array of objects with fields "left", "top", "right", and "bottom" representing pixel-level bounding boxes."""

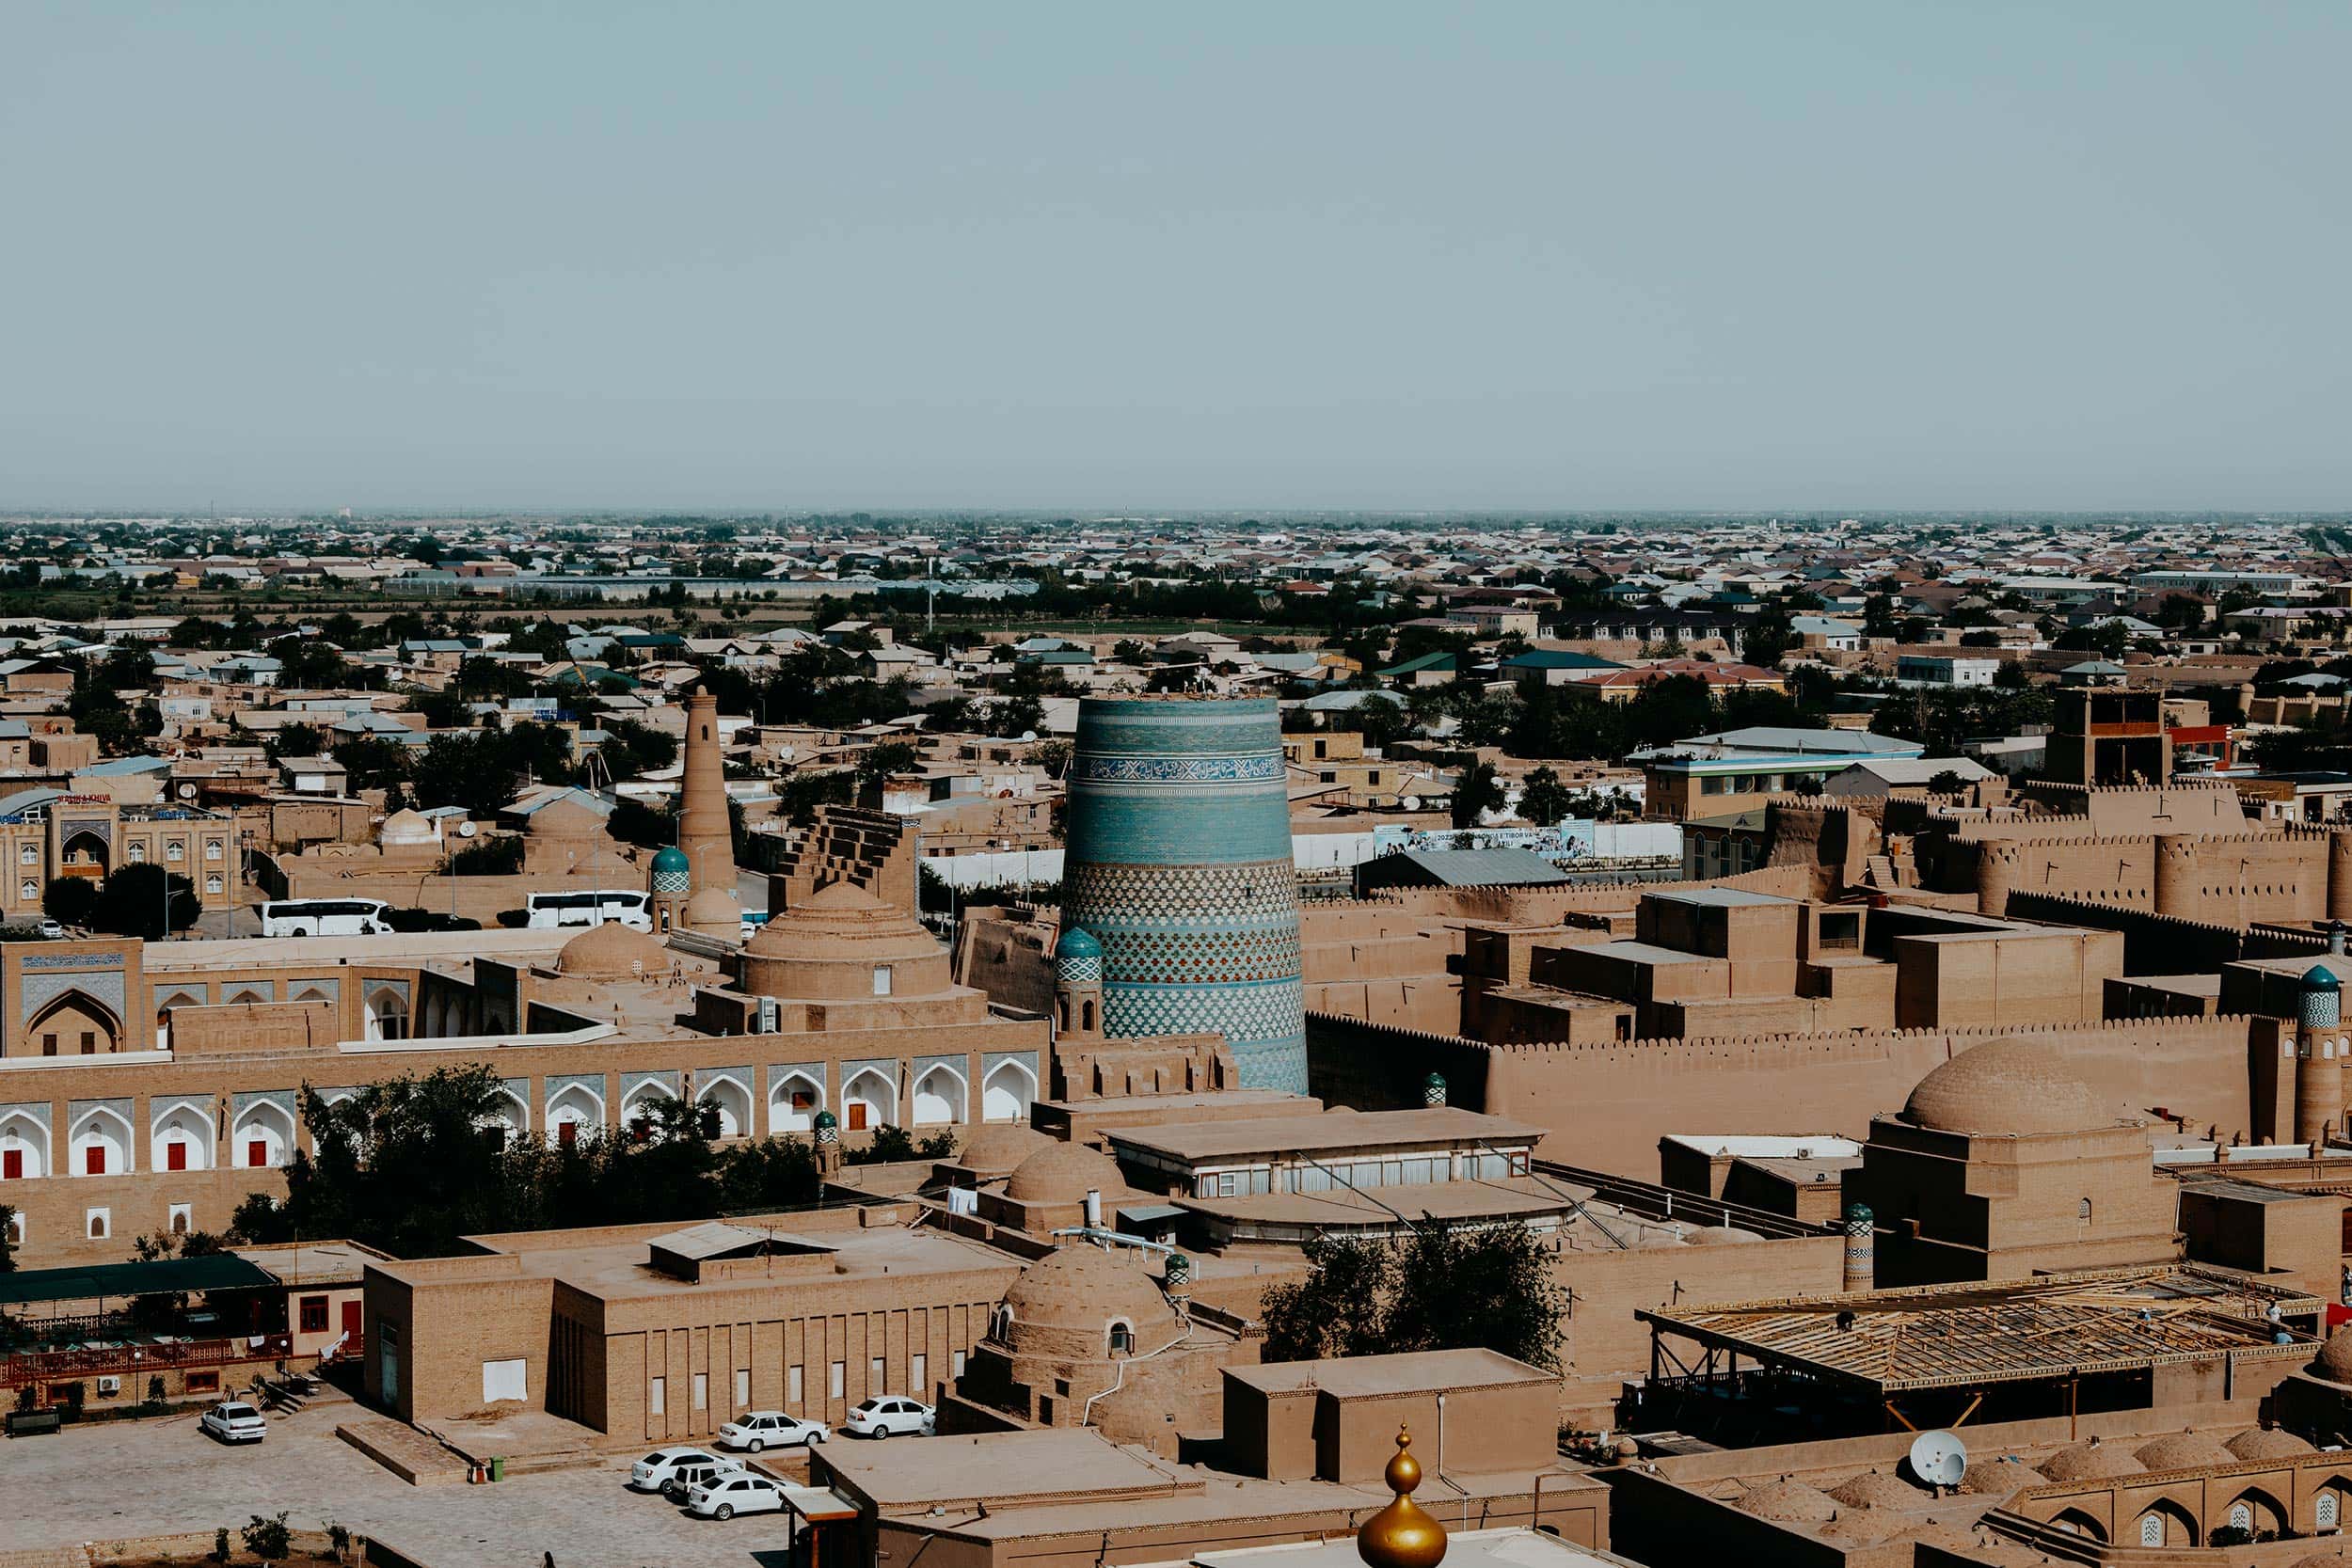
[
  {"left": 1060, "top": 696, "right": 1306, "bottom": 1092},
  {"left": 2296, "top": 963, "right": 2344, "bottom": 1150},
  {"left": 678, "top": 689, "right": 741, "bottom": 938}
]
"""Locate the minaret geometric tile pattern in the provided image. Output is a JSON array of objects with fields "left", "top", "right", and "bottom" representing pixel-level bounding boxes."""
[{"left": 1061, "top": 696, "right": 1307, "bottom": 1092}]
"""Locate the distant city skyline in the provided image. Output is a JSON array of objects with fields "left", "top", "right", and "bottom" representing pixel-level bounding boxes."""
[{"left": 6, "top": 3, "right": 2347, "bottom": 512}]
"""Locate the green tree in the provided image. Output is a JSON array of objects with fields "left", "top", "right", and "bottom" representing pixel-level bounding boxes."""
[
  {"left": 241, "top": 1513, "right": 292, "bottom": 1561},
  {"left": 88, "top": 865, "right": 199, "bottom": 941},
  {"left": 1741, "top": 603, "right": 1794, "bottom": 669},
  {"left": 1518, "top": 766, "right": 1574, "bottom": 828},
  {"left": 41, "top": 877, "right": 99, "bottom": 929},
  {"left": 1258, "top": 1221, "right": 1565, "bottom": 1370},
  {"left": 1259, "top": 1233, "right": 1396, "bottom": 1362},
  {"left": 1451, "top": 760, "right": 1504, "bottom": 829},
  {"left": 266, "top": 723, "right": 325, "bottom": 760},
  {"left": 857, "top": 740, "right": 922, "bottom": 784}
]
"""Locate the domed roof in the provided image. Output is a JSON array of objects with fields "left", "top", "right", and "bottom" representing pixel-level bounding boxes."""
[
  {"left": 2311, "top": 1323, "right": 2352, "bottom": 1383},
  {"left": 2036, "top": 1439, "right": 2144, "bottom": 1482},
  {"left": 2134, "top": 1430, "right": 2235, "bottom": 1471},
  {"left": 1733, "top": 1478, "right": 1840, "bottom": 1524},
  {"left": 1958, "top": 1455, "right": 2034, "bottom": 1496},
  {"left": 1902, "top": 1037, "right": 2105, "bottom": 1136},
  {"left": 1003, "top": 1243, "right": 1177, "bottom": 1336},
  {"left": 1826, "top": 1470, "right": 1924, "bottom": 1510},
  {"left": 556, "top": 921, "right": 666, "bottom": 979},
  {"left": 957, "top": 1122, "right": 1050, "bottom": 1176},
  {"left": 1686, "top": 1224, "right": 1764, "bottom": 1246},
  {"left": 1055, "top": 927, "right": 1102, "bottom": 960},
  {"left": 379, "top": 808, "right": 436, "bottom": 844},
  {"left": 2308, "top": 964, "right": 2343, "bottom": 992},
  {"left": 2227, "top": 1427, "right": 2316, "bottom": 1461},
  {"left": 1005, "top": 1141, "right": 1123, "bottom": 1205},
  {"left": 743, "top": 881, "right": 939, "bottom": 967},
  {"left": 651, "top": 845, "right": 691, "bottom": 873}
]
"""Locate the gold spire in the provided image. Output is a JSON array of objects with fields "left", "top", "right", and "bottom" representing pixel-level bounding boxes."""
[{"left": 1358, "top": 1427, "right": 1446, "bottom": 1568}]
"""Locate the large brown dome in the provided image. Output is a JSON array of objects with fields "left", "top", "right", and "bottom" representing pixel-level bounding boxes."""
[
  {"left": 739, "top": 880, "right": 949, "bottom": 1000},
  {"left": 2311, "top": 1323, "right": 2352, "bottom": 1384},
  {"left": 2134, "top": 1431, "right": 2235, "bottom": 1471},
  {"left": 2227, "top": 1427, "right": 2315, "bottom": 1461},
  {"left": 957, "top": 1122, "right": 1050, "bottom": 1176},
  {"left": 1733, "top": 1479, "right": 1839, "bottom": 1524},
  {"left": 1005, "top": 1141, "right": 1123, "bottom": 1205},
  {"left": 555, "top": 921, "right": 667, "bottom": 980},
  {"left": 1002, "top": 1243, "right": 1177, "bottom": 1338},
  {"left": 2036, "top": 1439, "right": 2144, "bottom": 1482},
  {"left": 1902, "top": 1037, "right": 2105, "bottom": 1136}
]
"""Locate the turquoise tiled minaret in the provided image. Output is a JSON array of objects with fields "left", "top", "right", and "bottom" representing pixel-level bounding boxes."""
[{"left": 1061, "top": 696, "right": 1306, "bottom": 1092}]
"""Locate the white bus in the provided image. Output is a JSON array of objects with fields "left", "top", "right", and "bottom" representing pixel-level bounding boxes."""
[
  {"left": 525, "top": 889, "right": 654, "bottom": 931},
  {"left": 260, "top": 898, "right": 392, "bottom": 938}
]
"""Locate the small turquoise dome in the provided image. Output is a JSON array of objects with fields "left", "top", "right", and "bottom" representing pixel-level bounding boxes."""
[
  {"left": 812, "top": 1109, "right": 838, "bottom": 1128},
  {"left": 652, "top": 845, "right": 691, "bottom": 874},
  {"left": 2306, "top": 965, "right": 2342, "bottom": 991},
  {"left": 1055, "top": 927, "right": 1102, "bottom": 960}
]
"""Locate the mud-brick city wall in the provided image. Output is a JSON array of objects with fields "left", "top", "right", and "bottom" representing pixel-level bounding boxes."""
[{"left": 1308, "top": 1012, "right": 2265, "bottom": 1177}]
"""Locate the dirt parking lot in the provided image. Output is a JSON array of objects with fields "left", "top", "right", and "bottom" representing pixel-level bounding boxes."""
[{"left": 7, "top": 1403, "right": 807, "bottom": 1567}]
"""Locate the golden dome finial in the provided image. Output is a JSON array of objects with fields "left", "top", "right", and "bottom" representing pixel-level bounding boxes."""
[{"left": 1359, "top": 1427, "right": 1446, "bottom": 1568}]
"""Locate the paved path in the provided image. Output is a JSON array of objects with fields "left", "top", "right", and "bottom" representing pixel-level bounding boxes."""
[{"left": 10, "top": 1405, "right": 803, "bottom": 1567}]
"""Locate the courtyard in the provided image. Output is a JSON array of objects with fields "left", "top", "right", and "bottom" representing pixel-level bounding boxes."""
[{"left": 7, "top": 1402, "right": 805, "bottom": 1568}]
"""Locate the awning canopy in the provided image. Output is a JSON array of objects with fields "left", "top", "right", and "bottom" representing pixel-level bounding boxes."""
[
  {"left": 0, "top": 1255, "right": 276, "bottom": 1307},
  {"left": 780, "top": 1485, "right": 860, "bottom": 1524}
]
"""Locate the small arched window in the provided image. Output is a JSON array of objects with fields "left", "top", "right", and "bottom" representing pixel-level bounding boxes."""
[
  {"left": 2140, "top": 1513, "right": 2163, "bottom": 1547},
  {"left": 1108, "top": 1322, "right": 1134, "bottom": 1357},
  {"left": 2078, "top": 1197, "right": 2092, "bottom": 1221}
]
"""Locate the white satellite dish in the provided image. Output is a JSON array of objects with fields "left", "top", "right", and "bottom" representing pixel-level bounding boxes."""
[
  {"left": 1907, "top": 1430, "right": 1968, "bottom": 1488},
  {"left": 1018, "top": 730, "right": 1038, "bottom": 742},
  {"left": 177, "top": 783, "right": 198, "bottom": 799},
  {"left": 456, "top": 820, "right": 479, "bottom": 838}
]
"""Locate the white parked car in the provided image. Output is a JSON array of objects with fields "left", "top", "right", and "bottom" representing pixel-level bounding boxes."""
[
  {"left": 658, "top": 1454, "right": 747, "bottom": 1502},
  {"left": 629, "top": 1447, "right": 735, "bottom": 1492},
  {"left": 199, "top": 1402, "right": 267, "bottom": 1443},
  {"left": 843, "top": 1395, "right": 933, "bottom": 1439},
  {"left": 716, "top": 1410, "right": 829, "bottom": 1452},
  {"left": 685, "top": 1472, "right": 787, "bottom": 1521}
]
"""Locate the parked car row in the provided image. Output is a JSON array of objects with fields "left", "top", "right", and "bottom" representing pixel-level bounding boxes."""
[{"left": 629, "top": 1399, "right": 935, "bottom": 1522}]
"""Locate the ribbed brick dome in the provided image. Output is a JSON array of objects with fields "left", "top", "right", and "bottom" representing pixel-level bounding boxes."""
[
  {"left": 2135, "top": 1431, "right": 2235, "bottom": 1471},
  {"left": 1002, "top": 1243, "right": 1176, "bottom": 1337},
  {"left": 957, "top": 1122, "right": 1049, "bottom": 1176},
  {"left": 1733, "top": 1479, "right": 1839, "bottom": 1523},
  {"left": 556, "top": 921, "right": 666, "bottom": 979},
  {"left": 1005, "top": 1141, "right": 1122, "bottom": 1205},
  {"left": 2311, "top": 1323, "right": 2352, "bottom": 1384},
  {"left": 2036, "top": 1438, "right": 2144, "bottom": 1482},
  {"left": 2227, "top": 1427, "right": 2315, "bottom": 1460},
  {"left": 1902, "top": 1037, "right": 2101, "bottom": 1135}
]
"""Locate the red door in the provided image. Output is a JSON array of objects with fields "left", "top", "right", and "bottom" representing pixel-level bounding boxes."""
[
  {"left": 2, "top": 1149, "right": 20, "bottom": 1180},
  {"left": 848, "top": 1101, "right": 868, "bottom": 1132},
  {"left": 342, "top": 1300, "right": 363, "bottom": 1340},
  {"left": 85, "top": 1145, "right": 105, "bottom": 1175},
  {"left": 247, "top": 1140, "right": 267, "bottom": 1167},
  {"left": 558, "top": 1121, "right": 577, "bottom": 1148},
  {"left": 167, "top": 1141, "right": 187, "bottom": 1172}
]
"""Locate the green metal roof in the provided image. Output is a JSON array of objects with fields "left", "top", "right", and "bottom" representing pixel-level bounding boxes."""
[{"left": 0, "top": 1254, "right": 276, "bottom": 1307}]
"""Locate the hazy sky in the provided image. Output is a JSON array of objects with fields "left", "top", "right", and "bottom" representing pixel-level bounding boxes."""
[{"left": 5, "top": 3, "right": 2347, "bottom": 513}]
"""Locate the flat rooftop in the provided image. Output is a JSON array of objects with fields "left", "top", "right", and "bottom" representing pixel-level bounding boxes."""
[
  {"left": 1175, "top": 1176, "right": 1577, "bottom": 1230},
  {"left": 143, "top": 927, "right": 571, "bottom": 972},
  {"left": 1105, "top": 1106, "right": 1544, "bottom": 1163},
  {"left": 380, "top": 1213, "right": 1022, "bottom": 1303},
  {"left": 1194, "top": 1528, "right": 1636, "bottom": 1568},
  {"left": 1643, "top": 1264, "right": 2321, "bottom": 1395},
  {"left": 1226, "top": 1346, "right": 1550, "bottom": 1398},
  {"left": 825, "top": 1427, "right": 1182, "bottom": 1512},
  {"left": 1645, "top": 887, "right": 1796, "bottom": 909}
]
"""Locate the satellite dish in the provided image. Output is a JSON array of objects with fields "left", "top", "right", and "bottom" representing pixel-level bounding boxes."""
[
  {"left": 1019, "top": 730, "right": 1038, "bottom": 742},
  {"left": 177, "top": 783, "right": 198, "bottom": 799},
  {"left": 1908, "top": 1431, "right": 1969, "bottom": 1488},
  {"left": 456, "top": 820, "right": 479, "bottom": 838}
]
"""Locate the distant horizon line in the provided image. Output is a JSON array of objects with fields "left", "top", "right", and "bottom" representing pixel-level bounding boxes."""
[{"left": 2, "top": 503, "right": 2346, "bottom": 524}]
